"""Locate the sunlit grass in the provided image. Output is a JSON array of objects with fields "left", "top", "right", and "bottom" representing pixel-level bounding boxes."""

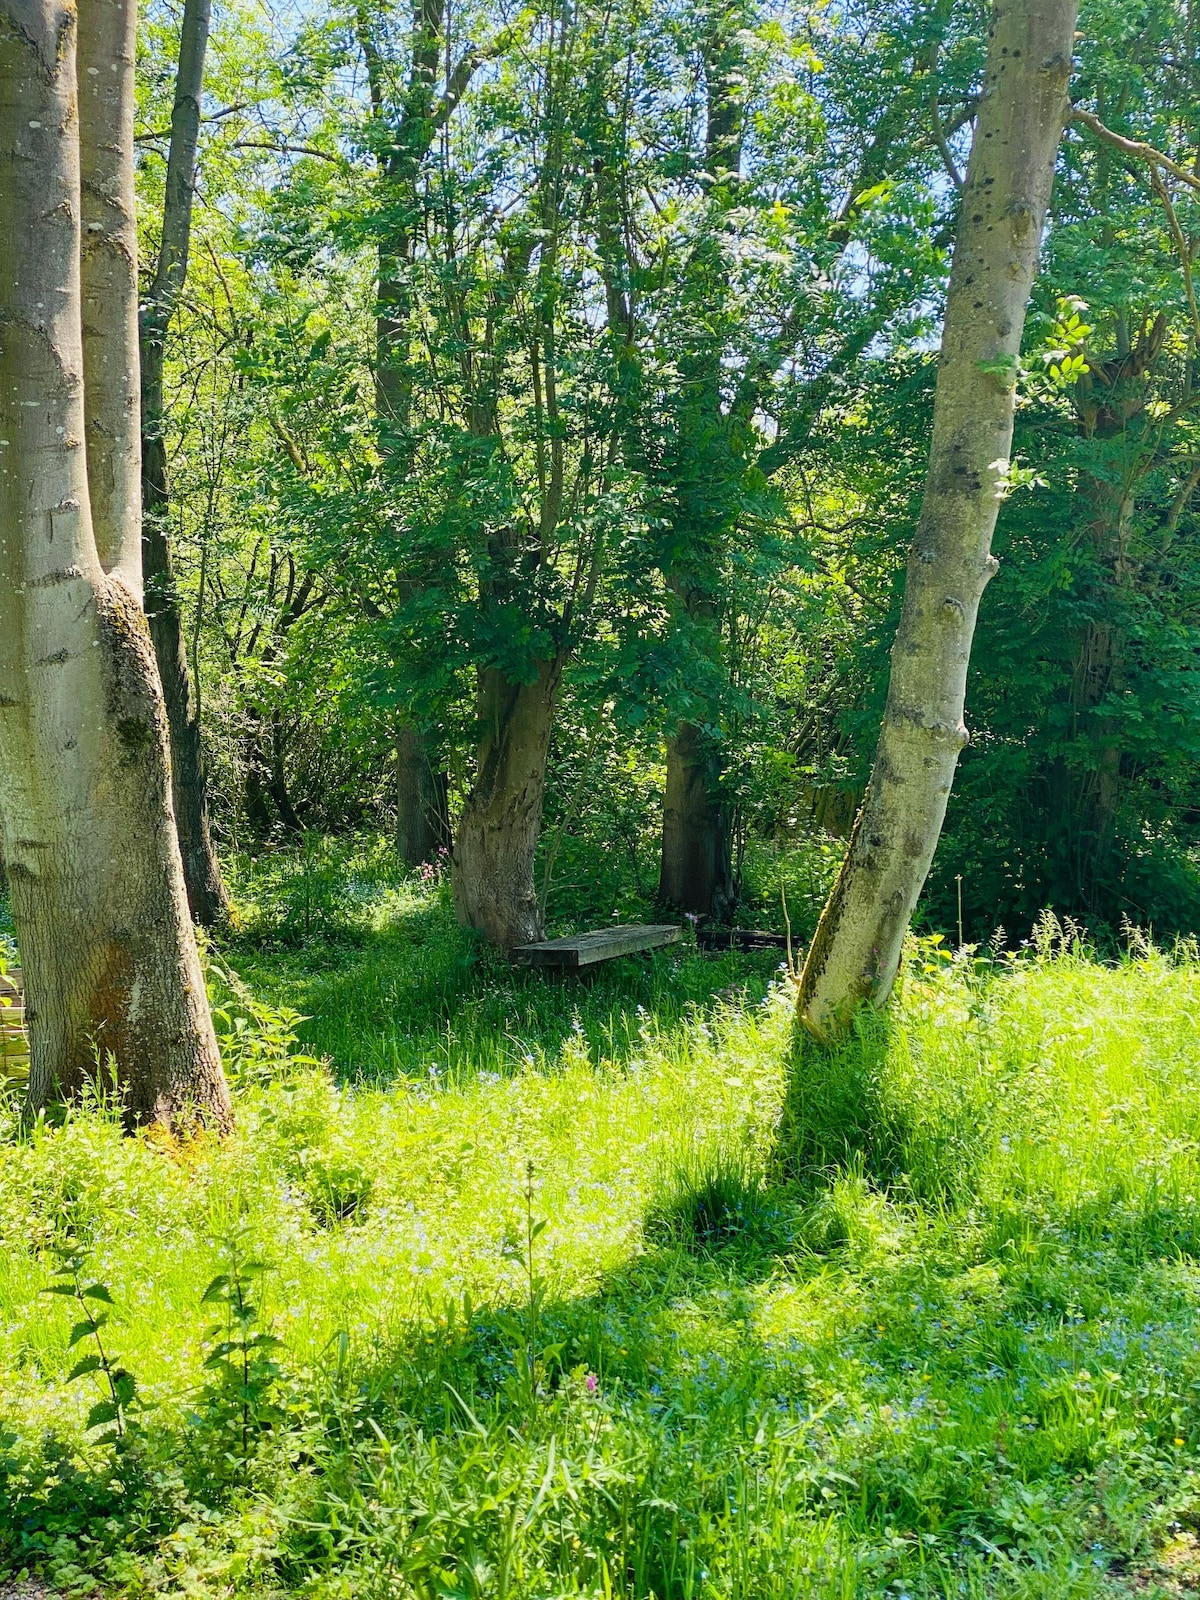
[{"left": 2, "top": 874, "right": 1200, "bottom": 1596}]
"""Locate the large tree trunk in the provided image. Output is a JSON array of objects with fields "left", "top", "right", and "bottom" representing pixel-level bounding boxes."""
[
  {"left": 0, "top": 0, "right": 231, "bottom": 1130},
  {"left": 452, "top": 663, "right": 559, "bottom": 949},
  {"left": 78, "top": 0, "right": 141, "bottom": 595},
  {"left": 139, "top": 0, "right": 229, "bottom": 928},
  {"left": 658, "top": 721, "right": 733, "bottom": 916},
  {"left": 798, "top": 0, "right": 1078, "bottom": 1041}
]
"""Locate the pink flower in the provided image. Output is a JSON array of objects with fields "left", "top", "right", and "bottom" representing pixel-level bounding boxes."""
[{"left": 585, "top": 1373, "right": 598, "bottom": 1393}]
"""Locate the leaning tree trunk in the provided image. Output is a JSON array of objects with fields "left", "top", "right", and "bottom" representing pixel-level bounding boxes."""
[
  {"left": 798, "top": 0, "right": 1078, "bottom": 1041},
  {"left": 452, "top": 663, "right": 560, "bottom": 949},
  {"left": 139, "top": 0, "right": 230, "bottom": 927},
  {"left": 0, "top": 0, "right": 231, "bottom": 1130}
]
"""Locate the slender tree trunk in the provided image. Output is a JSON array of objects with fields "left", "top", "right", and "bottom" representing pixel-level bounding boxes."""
[
  {"left": 658, "top": 585, "right": 732, "bottom": 918},
  {"left": 798, "top": 0, "right": 1078, "bottom": 1041},
  {"left": 240, "top": 713, "right": 302, "bottom": 838},
  {"left": 658, "top": 721, "right": 733, "bottom": 916},
  {"left": 356, "top": 1, "right": 460, "bottom": 867},
  {"left": 654, "top": 24, "right": 746, "bottom": 921},
  {"left": 452, "top": 662, "right": 560, "bottom": 949},
  {"left": 139, "top": 0, "right": 229, "bottom": 927},
  {"left": 0, "top": 0, "right": 230, "bottom": 1130}
]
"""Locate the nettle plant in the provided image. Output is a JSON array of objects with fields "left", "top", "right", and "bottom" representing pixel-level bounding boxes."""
[
  {"left": 194, "top": 1229, "right": 286, "bottom": 1476},
  {"left": 43, "top": 1251, "right": 139, "bottom": 1439}
]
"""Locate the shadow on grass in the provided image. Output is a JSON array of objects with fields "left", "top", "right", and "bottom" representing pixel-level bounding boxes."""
[{"left": 226, "top": 889, "right": 785, "bottom": 1088}]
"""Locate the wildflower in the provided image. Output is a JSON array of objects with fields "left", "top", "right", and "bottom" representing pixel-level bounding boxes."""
[{"left": 586, "top": 1373, "right": 598, "bottom": 1393}]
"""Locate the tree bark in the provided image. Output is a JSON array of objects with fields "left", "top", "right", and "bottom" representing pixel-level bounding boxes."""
[
  {"left": 139, "top": 0, "right": 229, "bottom": 927},
  {"left": 654, "top": 21, "right": 746, "bottom": 919},
  {"left": 658, "top": 721, "right": 733, "bottom": 916},
  {"left": 798, "top": 0, "right": 1078, "bottom": 1041},
  {"left": 396, "top": 723, "right": 448, "bottom": 866},
  {"left": 0, "top": 0, "right": 231, "bottom": 1130},
  {"left": 78, "top": 0, "right": 141, "bottom": 595},
  {"left": 452, "top": 662, "right": 559, "bottom": 949}
]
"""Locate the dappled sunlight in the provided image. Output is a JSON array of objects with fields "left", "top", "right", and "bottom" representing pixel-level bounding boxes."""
[{"left": 5, "top": 934, "right": 1200, "bottom": 1591}]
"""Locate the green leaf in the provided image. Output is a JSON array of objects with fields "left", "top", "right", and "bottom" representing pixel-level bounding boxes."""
[
  {"left": 68, "top": 1318, "right": 99, "bottom": 1348},
  {"left": 81, "top": 1284, "right": 114, "bottom": 1304},
  {"left": 86, "top": 1400, "right": 120, "bottom": 1430},
  {"left": 66, "top": 1354, "right": 103, "bottom": 1382},
  {"left": 112, "top": 1371, "right": 137, "bottom": 1407},
  {"left": 42, "top": 1283, "right": 78, "bottom": 1298},
  {"left": 201, "top": 1274, "right": 231, "bottom": 1303}
]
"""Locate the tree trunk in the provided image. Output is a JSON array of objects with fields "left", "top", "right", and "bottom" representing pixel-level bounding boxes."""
[
  {"left": 0, "top": 0, "right": 231, "bottom": 1130},
  {"left": 142, "top": 502, "right": 230, "bottom": 920},
  {"left": 138, "top": 0, "right": 229, "bottom": 927},
  {"left": 78, "top": 0, "right": 141, "bottom": 596},
  {"left": 452, "top": 663, "right": 560, "bottom": 949},
  {"left": 658, "top": 721, "right": 733, "bottom": 916},
  {"left": 798, "top": 0, "right": 1078, "bottom": 1041},
  {"left": 396, "top": 722, "right": 448, "bottom": 866}
]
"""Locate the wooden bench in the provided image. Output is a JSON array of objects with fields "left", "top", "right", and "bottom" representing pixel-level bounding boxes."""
[
  {"left": 0, "top": 968, "right": 29, "bottom": 1083},
  {"left": 513, "top": 924, "right": 680, "bottom": 969}
]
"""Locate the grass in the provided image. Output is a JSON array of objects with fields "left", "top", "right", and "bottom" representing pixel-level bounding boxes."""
[{"left": 2, "top": 855, "right": 1200, "bottom": 1596}]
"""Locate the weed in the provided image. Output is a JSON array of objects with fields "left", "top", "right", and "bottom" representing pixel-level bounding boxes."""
[
  {"left": 41, "top": 1249, "right": 138, "bottom": 1438},
  {"left": 193, "top": 1226, "right": 285, "bottom": 1478}
]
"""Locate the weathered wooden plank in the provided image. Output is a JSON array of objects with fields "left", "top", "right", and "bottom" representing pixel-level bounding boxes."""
[
  {"left": 1, "top": 968, "right": 28, "bottom": 1081},
  {"left": 513, "top": 924, "right": 680, "bottom": 968}
]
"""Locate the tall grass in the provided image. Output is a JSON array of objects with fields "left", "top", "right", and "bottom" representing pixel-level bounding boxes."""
[{"left": 1, "top": 877, "right": 1200, "bottom": 1596}]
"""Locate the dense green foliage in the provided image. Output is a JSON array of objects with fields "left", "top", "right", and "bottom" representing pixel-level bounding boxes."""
[
  {"left": 136, "top": 0, "right": 1200, "bottom": 939},
  {"left": 5, "top": 0, "right": 1200, "bottom": 1588},
  {"left": 4, "top": 858, "right": 1200, "bottom": 1594}
]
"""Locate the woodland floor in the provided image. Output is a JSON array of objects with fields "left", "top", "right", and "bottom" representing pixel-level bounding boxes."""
[{"left": 2, "top": 843, "right": 1200, "bottom": 1595}]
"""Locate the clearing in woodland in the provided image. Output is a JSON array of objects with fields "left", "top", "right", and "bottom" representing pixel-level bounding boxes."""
[{"left": 2, "top": 853, "right": 1200, "bottom": 1598}]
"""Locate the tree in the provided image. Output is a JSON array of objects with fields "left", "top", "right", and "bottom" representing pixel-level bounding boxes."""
[
  {"left": 866, "top": 0, "right": 1200, "bottom": 940},
  {"left": 797, "top": 0, "right": 1079, "bottom": 1040},
  {"left": 353, "top": 0, "right": 487, "bottom": 865},
  {"left": 0, "top": 0, "right": 231, "bottom": 1129},
  {"left": 139, "top": 0, "right": 231, "bottom": 927},
  {"left": 634, "top": 0, "right": 975, "bottom": 918}
]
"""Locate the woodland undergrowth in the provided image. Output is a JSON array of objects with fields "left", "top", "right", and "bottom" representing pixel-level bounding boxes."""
[{"left": 2, "top": 853, "right": 1200, "bottom": 1596}]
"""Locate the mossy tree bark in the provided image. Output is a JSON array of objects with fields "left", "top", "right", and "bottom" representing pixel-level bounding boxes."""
[
  {"left": 0, "top": 0, "right": 231, "bottom": 1131},
  {"left": 139, "top": 0, "right": 230, "bottom": 927},
  {"left": 798, "top": 0, "right": 1079, "bottom": 1041},
  {"left": 452, "top": 662, "right": 560, "bottom": 950}
]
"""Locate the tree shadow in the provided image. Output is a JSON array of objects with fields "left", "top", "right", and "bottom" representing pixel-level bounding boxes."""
[{"left": 230, "top": 892, "right": 785, "bottom": 1088}]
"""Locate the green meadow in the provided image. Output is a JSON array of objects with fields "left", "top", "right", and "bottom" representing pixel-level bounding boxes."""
[{"left": 3, "top": 858, "right": 1200, "bottom": 1597}]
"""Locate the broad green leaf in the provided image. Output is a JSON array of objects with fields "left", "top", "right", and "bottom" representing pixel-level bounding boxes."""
[{"left": 86, "top": 1400, "right": 120, "bottom": 1430}]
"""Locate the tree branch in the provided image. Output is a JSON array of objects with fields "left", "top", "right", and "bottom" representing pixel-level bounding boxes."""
[{"left": 1070, "top": 107, "right": 1200, "bottom": 194}]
